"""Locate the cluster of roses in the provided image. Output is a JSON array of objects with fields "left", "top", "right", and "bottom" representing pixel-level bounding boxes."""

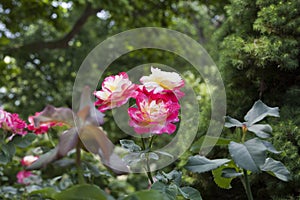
[
  {"left": 17, "top": 155, "right": 39, "bottom": 184},
  {"left": 94, "top": 67, "right": 185, "bottom": 135},
  {"left": 0, "top": 110, "right": 62, "bottom": 184},
  {"left": 0, "top": 110, "right": 61, "bottom": 136}
]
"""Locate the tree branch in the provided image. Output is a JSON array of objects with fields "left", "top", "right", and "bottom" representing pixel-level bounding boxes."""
[{"left": 6, "top": 4, "right": 101, "bottom": 54}]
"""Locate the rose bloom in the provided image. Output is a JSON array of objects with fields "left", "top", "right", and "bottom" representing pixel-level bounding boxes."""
[
  {"left": 140, "top": 67, "right": 185, "bottom": 98},
  {"left": 10, "top": 114, "right": 27, "bottom": 135},
  {"left": 28, "top": 112, "right": 65, "bottom": 134},
  {"left": 128, "top": 87, "right": 180, "bottom": 134},
  {"left": 94, "top": 72, "right": 138, "bottom": 112},
  {"left": 0, "top": 109, "right": 13, "bottom": 129},
  {"left": 28, "top": 112, "right": 52, "bottom": 134},
  {"left": 21, "top": 155, "right": 39, "bottom": 166},
  {"left": 0, "top": 109, "right": 27, "bottom": 135},
  {"left": 17, "top": 170, "right": 32, "bottom": 184}
]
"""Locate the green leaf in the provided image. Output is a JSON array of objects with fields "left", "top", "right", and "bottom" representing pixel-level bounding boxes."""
[
  {"left": 0, "top": 142, "right": 16, "bottom": 164},
  {"left": 53, "top": 184, "right": 109, "bottom": 200},
  {"left": 261, "top": 141, "right": 281, "bottom": 154},
  {"left": 244, "top": 100, "right": 279, "bottom": 126},
  {"left": 260, "top": 158, "right": 291, "bottom": 181},
  {"left": 151, "top": 182, "right": 178, "bottom": 200},
  {"left": 185, "top": 155, "right": 230, "bottom": 173},
  {"left": 10, "top": 135, "right": 22, "bottom": 145},
  {"left": 120, "top": 139, "right": 142, "bottom": 152},
  {"left": 229, "top": 138, "right": 267, "bottom": 172},
  {"left": 0, "top": 149, "right": 10, "bottom": 164},
  {"left": 162, "top": 170, "right": 182, "bottom": 186},
  {"left": 0, "top": 143, "right": 15, "bottom": 164},
  {"left": 190, "top": 136, "right": 231, "bottom": 153},
  {"left": 212, "top": 165, "right": 234, "bottom": 189},
  {"left": 179, "top": 187, "right": 202, "bottom": 200},
  {"left": 221, "top": 168, "right": 243, "bottom": 178},
  {"left": 247, "top": 124, "right": 272, "bottom": 138},
  {"left": 151, "top": 181, "right": 167, "bottom": 190},
  {"left": 123, "top": 190, "right": 166, "bottom": 200},
  {"left": 29, "top": 187, "right": 57, "bottom": 199},
  {"left": 224, "top": 116, "right": 243, "bottom": 128},
  {"left": 13, "top": 133, "right": 37, "bottom": 148}
]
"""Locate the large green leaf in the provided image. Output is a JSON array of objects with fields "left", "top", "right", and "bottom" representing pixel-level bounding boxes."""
[
  {"left": 224, "top": 116, "right": 243, "bottom": 128},
  {"left": 179, "top": 187, "right": 202, "bottom": 200},
  {"left": 151, "top": 182, "right": 178, "bottom": 200},
  {"left": 244, "top": 100, "right": 279, "bottom": 126},
  {"left": 247, "top": 124, "right": 272, "bottom": 138},
  {"left": 190, "top": 136, "right": 231, "bottom": 153},
  {"left": 260, "top": 158, "right": 291, "bottom": 182},
  {"left": 29, "top": 187, "right": 57, "bottom": 199},
  {"left": 123, "top": 190, "right": 166, "bottom": 200},
  {"left": 261, "top": 141, "right": 281, "bottom": 154},
  {"left": 212, "top": 165, "right": 233, "bottom": 189},
  {"left": 185, "top": 155, "right": 230, "bottom": 173},
  {"left": 229, "top": 138, "right": 267, "bottom": 172},
  {"left": 53, "top": 184, "right": 109, "bottom": 200},
  {"left": 221, "top": 168, "right": 243, "bottom": 178}
]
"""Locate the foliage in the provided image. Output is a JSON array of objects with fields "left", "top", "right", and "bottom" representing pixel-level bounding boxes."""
[
  {"left": 266, "top": 120, "right": 300, "bottom": 198},
  {"left": 151, "top": 170, "right": 202, "bottom": 200},
  {"left": 185, "top": 100, "right": 291, "bottom": 200},
  {"left": 215, "top": 0, "right": 300, "bottom": 117}
]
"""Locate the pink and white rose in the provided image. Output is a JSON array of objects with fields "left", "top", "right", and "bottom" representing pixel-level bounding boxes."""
[
  {"left": 0, "top": 109, "right": 13, "bottom": 129},
  {"left": 10, "top": 114, "right": 27, "bottom": 135},
  {"left": 21, "top": 155, "right": 39, "bottom": 166},
  {"left": 128, "top": 87, "right": 180, "bottom": 134},
  {"left": 94, "top": 72, "right": 138, "bottom": 112},
  {"left": 0, "top": 109, "right": 27, "bottom": 135},
  {"left": 140, "top": 67, "right": 185, "bottom": 98}
]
